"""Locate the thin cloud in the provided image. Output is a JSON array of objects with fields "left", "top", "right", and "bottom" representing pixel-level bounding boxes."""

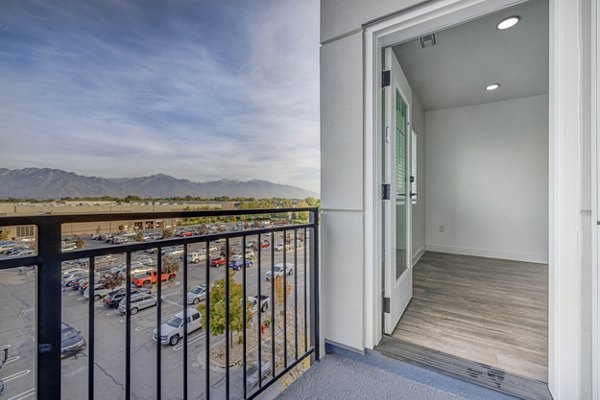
[{"left": 0, "top": 0, "right": 320, "bottom": 193}]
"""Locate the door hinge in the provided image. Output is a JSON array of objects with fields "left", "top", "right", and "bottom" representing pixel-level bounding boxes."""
[
  {"left": 383, "top": 297, "right": 390, "bottom": 314},
  {"left": 382, "top": 70, "right": 391, "bottom": 87},
  {"left": 382, "top": 184, "right": 391, "bottom": 200}
]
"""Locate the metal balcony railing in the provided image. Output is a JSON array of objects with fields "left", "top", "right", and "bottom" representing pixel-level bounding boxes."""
[{"left": 0, "top": 207, "right": 319, "bottom": 400}]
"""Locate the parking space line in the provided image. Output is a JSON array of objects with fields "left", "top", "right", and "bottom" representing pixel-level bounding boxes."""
[
  {"left": 5, "top": 355, "right": 20, "bottom": 364},
  {"left": 3, "top": 369, "right": 30, "bottom": 382},
  {"left": 7, "top": 388, "right": 35, "bottom": 400},
  {"left": 173, "top": 332, "right": 205, "bottom": 351}
]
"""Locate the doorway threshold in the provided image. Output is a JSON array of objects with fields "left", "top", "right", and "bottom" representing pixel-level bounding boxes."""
[{"left": 375, "top": 336, "right": 552, "bottom": 400}]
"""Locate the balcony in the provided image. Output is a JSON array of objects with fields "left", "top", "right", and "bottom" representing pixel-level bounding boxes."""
[{"left": 0, "top": 207, "right": 319, "bottom": 400}]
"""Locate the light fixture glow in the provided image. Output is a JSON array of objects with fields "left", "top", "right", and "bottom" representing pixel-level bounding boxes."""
[
  {"left": 486, "top": 83, "right": 500, "bottom": 91},
  {"left": 497, "top": 16, "right": 520, "bottom": 30}
]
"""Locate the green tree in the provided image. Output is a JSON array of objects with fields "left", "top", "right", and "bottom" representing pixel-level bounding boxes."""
[
  {"left": 198, "top": 273, "right": 251, "bottom": 340},
  {"left": 118, "top": 224, "right": 125, "bottom": 232}
]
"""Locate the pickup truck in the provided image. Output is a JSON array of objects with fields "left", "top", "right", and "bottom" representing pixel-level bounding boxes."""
[
  {"left": 131, "top": 270, "right": 177, "bottom": 288},
  {"left": 247, "top": 295, "right": 270, "bottom": 313}
]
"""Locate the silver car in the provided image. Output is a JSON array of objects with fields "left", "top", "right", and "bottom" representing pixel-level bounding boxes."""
[
  {"left": 187, "top": 284, "right": 207, "bottom": 305},
  {"left": 117, "top": 292, "right": 162, "bottom": 315},
  {"left": 264, "top": 263, "right": 295, "bottom": 281}
]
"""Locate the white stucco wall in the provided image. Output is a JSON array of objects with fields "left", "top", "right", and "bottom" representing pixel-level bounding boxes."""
[
  {"left": 320, "top": 31, "right": 365, "bottom": 350},
  {"left": 320, "top": 0, "right": 425, "bottom": 43}
]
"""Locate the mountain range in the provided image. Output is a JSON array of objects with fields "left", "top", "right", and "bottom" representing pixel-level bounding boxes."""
[{"left": 0, "top": 168, "right": 318, "bottom": 199}]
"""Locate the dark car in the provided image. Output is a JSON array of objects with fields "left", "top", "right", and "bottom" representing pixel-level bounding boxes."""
[
  {"left": 103, "top": 286, "right": 149, "bottom": 308},
  {"left": 61, "top": 323, "right": 86, "bottom": 359}
]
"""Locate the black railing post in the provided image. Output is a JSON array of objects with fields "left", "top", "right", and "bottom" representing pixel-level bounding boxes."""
[
  {"left": 36, "top": 220, "right": 63, "bottom": 400},
  {"left": 309, "top": 210, "right": 320, "bottom": 361}
]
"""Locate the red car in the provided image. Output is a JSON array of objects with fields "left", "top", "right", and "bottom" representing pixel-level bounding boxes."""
[
  {"left": 210, "top": 257, "right": 226, "bottom": 267},
  {"left": 260, "top": 240, "right": 270, "bottom": 248}
]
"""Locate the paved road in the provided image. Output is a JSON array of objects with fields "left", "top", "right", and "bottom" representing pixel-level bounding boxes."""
[{"left": 0, "top": 234, "right": 311, "bottom": 400}]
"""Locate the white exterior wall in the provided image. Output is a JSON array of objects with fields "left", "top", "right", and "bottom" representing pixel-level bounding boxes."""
[
  {"left": 320, "top": 32, "right": 365, "bottom": 350},
  {"left": 321, "top": 0, "right": 424, "bottom": 42},
  {"left": 424, "top": 95, "right": 549, "bottom": 263}
]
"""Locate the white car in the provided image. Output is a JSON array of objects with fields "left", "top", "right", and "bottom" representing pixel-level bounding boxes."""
[
  {"left": 187, "top": 284, "right": 207, "bottom": 305},
  {"left": 162, "top": 247, "right": 184, "bottom": 258},
  {"left": 152, "top": 308, "right": 202, "bottom": 346},
  {"left": 136, "top": 255, "right": 156, "bottom": 265},
  {"left": 265, "top": 263, "right": 295, "bottom": 281},
  {"left": 188, "top": 251, "right": 207, "bottom": 264},
  {"left": 84, "top": 284, "right": 124, "bottom": 301}
]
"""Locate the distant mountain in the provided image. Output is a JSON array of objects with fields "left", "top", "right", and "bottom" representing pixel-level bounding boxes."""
[{"left": 0, "top": 168, "right": 318, "bottom": 199}]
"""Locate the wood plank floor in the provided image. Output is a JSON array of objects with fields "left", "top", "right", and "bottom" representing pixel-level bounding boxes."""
[{"left": 391, "top": 251, "right": 548, "bottom": 382}]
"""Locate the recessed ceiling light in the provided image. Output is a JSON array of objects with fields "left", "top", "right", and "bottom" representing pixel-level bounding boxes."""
[
  {"left": 486, "top": 83, "right": 500, "bottom": 91},
  {"left": 497, "top": 16, "right": 520, "bottom": 30}
]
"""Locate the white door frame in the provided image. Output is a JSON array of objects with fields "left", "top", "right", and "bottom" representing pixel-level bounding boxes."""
[{"left": 362, "top": 0, "right": 585, "bottom": 399}]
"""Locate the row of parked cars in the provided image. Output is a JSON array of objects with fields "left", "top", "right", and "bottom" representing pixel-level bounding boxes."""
[{"left": 0, "top": 241, "right": 35, "bottom": 257}]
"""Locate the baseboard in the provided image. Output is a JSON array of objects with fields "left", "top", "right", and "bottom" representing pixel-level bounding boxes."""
[
  {"left": 412, "top": 244, "right": 426, "bottom": 266},
  {"left": 425, "top": 244, "right": 548, "bottom": 264}
]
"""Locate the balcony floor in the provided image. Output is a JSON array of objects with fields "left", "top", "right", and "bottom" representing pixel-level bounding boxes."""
[{"left": 278, "top": 346, "right": 516, "bottom": 400}]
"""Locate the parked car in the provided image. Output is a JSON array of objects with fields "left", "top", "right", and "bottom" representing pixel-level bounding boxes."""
[
  {"left": 275, "top": 243, "right": 285, "bottom": 252},
  {"left": 84, "top": 283, "right": 124, "bottom": 301},
  {"left": 8, "top": 248, "right": 35, "bottom": 257},
  {"left": 103, "top": 286, "right": 149, "bottom": 308},
  {"left": 152, "top": 308, "right": 202, "bottom": 346},
  {"left": 63, "top": 271, "right": 88, "bottom": 287},
  {"left": 61, "top": 322, "right": 86, "bottom": 358},
  {"left": 117, "top": 292, "right": 162, "bottom": 315},
  {"left": 188, "top": 251, "right": 207, "bottom": 264},
  {"left": 229, "top": 259, "right": 253, "bottom": 271},
  {"left": 187, "top": 284, "right": 207, "bottom": 305},
  {"left": 245, "top": 249, "right": 256, "bottom": 259},
  {"left": 162, "top": 247, "right": 184, "bottom": 258},
  {"left": 260, "top": 240, "right": 270, "bottom": 248},
  {"left": 131, "top": 270, "right": 177, "bottom": 288},
  {"left": 110, "top": 262, "right": 149, "bottom": 276},
  {"left": 0, "top": 242, "right": 19, "bottom": 254},
  {"left": 247, "top": 295, "right": 270, "bottom": 313},
  {"left": 265, "top": 263, "right": 295, "bottom": 281},
  {"left": 136, "top": 255, "right": 156, "bottom": 265},
  {"left": 209, "top": 256, "right": 226, "bottom": 267}
]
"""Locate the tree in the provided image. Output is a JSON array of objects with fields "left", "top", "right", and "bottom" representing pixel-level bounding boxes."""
[
  {"left": 162, "top": 228, "right": 173, "bottom": 239},
  {"left": 162, "top": 255, "right": 179, "bottom": 274},
  {"left": 118, "top": 224, "right": 125, "bottom": 232},
  {"left": 98, "top": 272, "right": 124, "bottom": 289},
  {"left": 74, "top": 237, "right": 85, "bottom": 249},
  {"left": 0, "top": 228, "right": 11, "bottom": 241},
  {"left": 135, "top": 232, "right": 144, "bottom": 242},
  {"left": 198, "top": 272, "right": 251, "bottom": 339},
  {"left": 273, "top": 275, "right": 292, "bottom": 308},
  {"left": 95, "top": 226, "right": 101, "bottom": 234}
]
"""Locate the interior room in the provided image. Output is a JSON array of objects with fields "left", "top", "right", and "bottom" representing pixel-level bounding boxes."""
[{"left": 381, "top": 0, "right": 550, "bottom": 392}]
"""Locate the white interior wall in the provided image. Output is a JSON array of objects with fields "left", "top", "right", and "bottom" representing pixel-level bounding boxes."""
[
  {"left": 424, "top": 94, "right": 549, "bottom": 263},
  {"left": 411, "top": 94, "right": 426, "bottom": 262}
]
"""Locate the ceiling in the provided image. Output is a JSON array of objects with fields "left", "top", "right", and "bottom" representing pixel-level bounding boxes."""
[{"left": 392, "top": 0, "right": 548, "bottom": 111}]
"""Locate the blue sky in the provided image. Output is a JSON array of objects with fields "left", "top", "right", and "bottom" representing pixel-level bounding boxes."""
[{"left": 0, "top": 0, "right": 320, "bottom": 193}]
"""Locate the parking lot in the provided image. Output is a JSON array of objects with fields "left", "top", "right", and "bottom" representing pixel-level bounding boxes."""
[{"left": 0, "top": 228, "right": 311, "bottom": 400}]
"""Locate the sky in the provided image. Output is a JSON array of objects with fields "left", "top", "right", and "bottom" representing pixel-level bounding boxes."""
[{"left": 0, "top": 0, "right": 320, "bottom": 193}]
